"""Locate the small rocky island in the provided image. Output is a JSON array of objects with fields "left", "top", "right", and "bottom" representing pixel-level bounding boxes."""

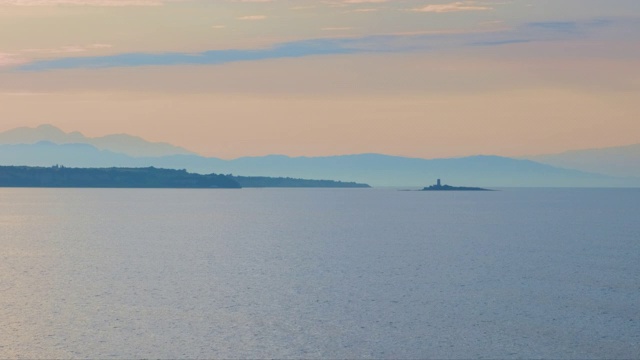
[{"left": 422, "top": 179, "right": 492, "bottom": 191}]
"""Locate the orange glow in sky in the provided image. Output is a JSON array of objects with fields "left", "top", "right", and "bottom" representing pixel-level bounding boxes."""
[{"left": 1, "top": 0, "right": 638, "bottom": 158}]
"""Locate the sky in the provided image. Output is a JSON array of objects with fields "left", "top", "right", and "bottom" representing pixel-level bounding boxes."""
[{"left": 0, "top": 0, "right": 639, "bottom": 159}]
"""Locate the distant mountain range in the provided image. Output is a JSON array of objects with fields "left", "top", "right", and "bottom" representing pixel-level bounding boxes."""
[
  {"left": 0, "top": 124, "right": 195, "bottom": 157},
  {"left": 1, "top": 125, "right": 638, "bottom": 187},
  {"left": 525, "top": 144, "right": 640, "bottom": 178}
]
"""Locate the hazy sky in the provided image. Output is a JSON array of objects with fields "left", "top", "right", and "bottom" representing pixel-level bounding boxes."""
[{"left": 1, "top": 0, "right": 639, "bottom": 158}]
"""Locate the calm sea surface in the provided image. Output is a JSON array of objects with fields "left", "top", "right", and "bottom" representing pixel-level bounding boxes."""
[{"left": 1, "top": 188, "right": 639, "bottom": 359}]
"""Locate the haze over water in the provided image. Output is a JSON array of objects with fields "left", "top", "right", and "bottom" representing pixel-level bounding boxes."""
[{"left": 1, "top": 188, "right": 638, "bottom": 358}]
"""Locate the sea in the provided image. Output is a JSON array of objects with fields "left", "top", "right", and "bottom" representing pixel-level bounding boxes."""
[{"left": 1, "top": 187, "right": 638, "bottom": 359}]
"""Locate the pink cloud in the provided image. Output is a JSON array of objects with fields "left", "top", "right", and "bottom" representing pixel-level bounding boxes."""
[{"left": 411, "top": 1, "right": 492, "bottom": 13}]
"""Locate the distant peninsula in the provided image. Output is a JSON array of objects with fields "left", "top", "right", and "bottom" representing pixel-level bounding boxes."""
[
  {"left": 231, "top": 175, "right": 370, "bottom": 188},
  {"left": 0, "top": 166, "right": 370, "bottom": 189},
  {"left": 422, "top": 179, "right": 492, "bottom": 191}
]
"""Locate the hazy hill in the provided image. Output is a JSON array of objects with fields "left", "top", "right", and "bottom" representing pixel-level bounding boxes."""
[
  {"left": 526, "top": 143, "right": 640, "bottom": 178},
  {"left": 1, "top": 141, "right": 636, "bottom": 187},
  {"left": 0, "top": 124, "right": 195, "bottom": 157},
  {"left": 212, "top": 153, "right": 637, "bottom": 187}
]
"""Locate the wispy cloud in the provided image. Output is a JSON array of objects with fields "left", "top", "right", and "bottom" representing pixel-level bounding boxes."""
[
  {"left": 321, "top": 0, "right": 386, "bottom": 7},
  {"left": 410, "top": 1, "right": 492, "bottom": 13},
  {"left": 322, "top": 27, "right": 353, "bottom": 31},
  {"left": 11, "top": 17, "right": 635, "bottom": 72},
  {"left": 527, "top": 21, "right": 580, "bottom": 33},
  {"left": 0, "top": 43, "right": 113, "bottom": 68},
  {"left": 20, "top": 43, "right": 113, "bottom": 55},
  {"left": 290, "top": 5, "right": 316, "bottom": 10},
  {"left": 0, "top": 53, "right": 26, "bottom": 67},
  {"left": 15, "top": 38, "right": 355, "bottom": 71},
  {"left": 0, "top": 0, "right": 177, "bottom": 5},
  {"left": 343, "top": 0, "right": 387, "bottom": 3},
  {"left": 237, "top": 15, "right": 267, "bottom": 20}
]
